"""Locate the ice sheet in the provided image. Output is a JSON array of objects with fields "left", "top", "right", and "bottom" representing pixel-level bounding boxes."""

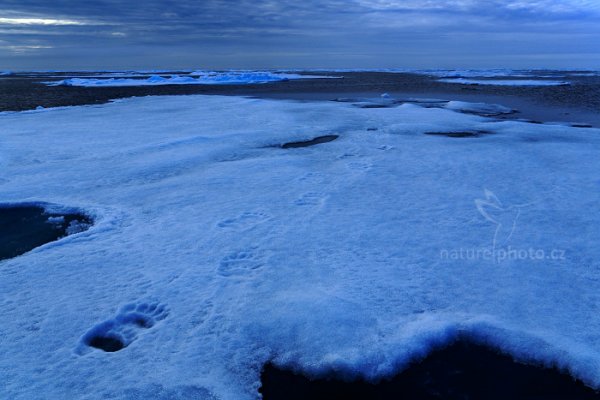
[
  {"left": 45, "top": 71, "right": 336, "bottom": 87},
  {"left": 438, "top": 78, "right": 570, "bottom": 86},
  {"left": 1, "top": 95, "right": 599, "bottom": 399}
]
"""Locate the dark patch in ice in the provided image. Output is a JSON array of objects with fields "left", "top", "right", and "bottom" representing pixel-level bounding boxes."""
[
  {"left": 571, "top": 123, "right": 593, "bottom": 128},
  {"left": 455, "top": 109, "right": 516, "bottom": 117},
  {"left": 356, "top": 104, "right": 394, "bottom": 109},
  {"left": 446, "top": 106, "right": 516, "bottom": 117},
  {"left": 0, "top": 204, "right": 92, "bottom": 261},
  {"left": 366, "top": 128, "right": 378, "bottom": 131},
  {"left": 80, "top": 302, "right": 168, "bottom": 353},
  {"left": 260, "top": 340, "right": 600, "bottom": 400},
  {"left": 424, "top": 130, "right": 494, "bottom": 138},
  {"left": 331, "top": 97, "right": 366, "bottom": 103},
  {"left": 281, "top": 135, "right": 339, "bottom": 148}
]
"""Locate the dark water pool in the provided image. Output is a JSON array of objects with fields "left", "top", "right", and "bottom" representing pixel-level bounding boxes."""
[
  {"left": 260, "top": 340, "right": 600, "bottom": 400},
  {"left": 0, "top": 205, "right": 92, "bottom": 261},
  {"left": 281, "top": 135, "right": 339, "bottom": 148}
]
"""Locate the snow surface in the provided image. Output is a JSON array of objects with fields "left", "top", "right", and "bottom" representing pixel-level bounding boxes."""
[
  {"left": 414, "top": 69, "right": 596, "bottom": 79},
  {"left": 438, "top": 78, "right": 570, "bottom": 86},
  {"left": 1, "top": 95, "right": 600, "bottom": 399},
  {"left": 334, "top": 96, "right": 515, "bottom": 117},
  {"left": 420, "top": 69, "right": 532, "bottom": 78},
  {"left": 46, "top": 71, "right": 335, "bottom": 87},
  {"left": 301, "top": 68, "right": 586, "bottom": 79},
  {"left": 568, "top": 72, "right": 600, "bottom": 77},
  {"left": 443, "top": 101, "right": 515, "bottom": 116},
  {"left": 0, "top": 71, "right": 12, "bottom": 76}
]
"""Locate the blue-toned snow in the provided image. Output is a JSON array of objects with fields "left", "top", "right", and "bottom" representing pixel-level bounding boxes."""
[
  {"left": 443, "top": 101, "right": 514, "bottom": 115},
  {"left": 289, "top": 68, "right": 597, "bottom": 79},
  {"left": 438, "top": 78, "right": 570, "bottom": 86},
  {"left": 420, "top": 69, "right": 533, "bottom": 78},
  {"left": 415, "top": 69, "right": 579, "bottom": 79},
  {"left": 46, "top": 71, "right": 335, "bottom": 87},
  {"left": 1, "top": 95, "right": 600, "bottom": 399}
]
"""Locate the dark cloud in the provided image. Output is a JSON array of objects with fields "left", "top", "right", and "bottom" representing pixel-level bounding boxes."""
[{"left": 1, "top": 0, "right": 599, "bottom": 70}]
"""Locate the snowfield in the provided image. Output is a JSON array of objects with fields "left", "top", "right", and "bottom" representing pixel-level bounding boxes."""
[{"left": 1, "top": 95, "right": 599, "bottom": 399}]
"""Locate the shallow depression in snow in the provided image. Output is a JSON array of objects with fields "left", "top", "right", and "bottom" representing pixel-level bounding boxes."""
[{"left": 78, "top": 302, "right": 169, "bottom": 354}]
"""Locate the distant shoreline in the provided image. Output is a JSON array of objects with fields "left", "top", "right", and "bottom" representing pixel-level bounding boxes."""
[{"left": 2, "top": 71, "right": 599, "bottom": 127}]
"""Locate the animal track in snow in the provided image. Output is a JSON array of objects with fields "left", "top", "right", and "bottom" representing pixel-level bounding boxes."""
[
  {"left": 297, "top": 172, "right": 325, "bottom": 183},
  {"left": 216, "top": 211, "right": 271, "bottom": 231},
  {"left": 78, "top": 301, "right": 168, "bottom": 353},
  {"left": 218, "top": 248, "right": 265, "bottom": 277},
  {"left": 294, "top": 192, "right": 326, "bottom": 207},
  {"left": 346, "top": 160, "right": 374, "bottom": 172}
]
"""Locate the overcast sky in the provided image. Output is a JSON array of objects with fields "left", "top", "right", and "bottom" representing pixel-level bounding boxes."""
[{"left": 1, "top": 0, "right": 599, "bottom": 70}]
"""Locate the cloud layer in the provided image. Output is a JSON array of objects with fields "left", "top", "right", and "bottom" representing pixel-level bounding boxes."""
[{"left": 1, "top": 0, "right": 599, "bottom": 69}]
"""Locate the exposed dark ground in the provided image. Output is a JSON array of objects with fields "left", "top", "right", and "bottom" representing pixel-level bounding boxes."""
[
  {"left": 1, "top": 71, "right": 599, "bottom": 127},
  {"left": 260, "top": 340, "right": 600, "bottom": 400}
]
